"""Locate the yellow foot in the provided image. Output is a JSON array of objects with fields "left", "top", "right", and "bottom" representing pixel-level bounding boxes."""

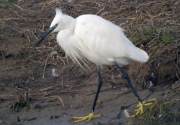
[
  {"left": 72, "top": 112, "right": 101, "bottom": 123},
  {"left": 127, "top": 99, "right": 157, "bottom": 118}
]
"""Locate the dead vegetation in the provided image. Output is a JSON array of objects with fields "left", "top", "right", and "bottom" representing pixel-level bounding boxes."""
[
  {"left": 134, "top": 82, "right": 180, "bottom": 124},
  {"left": 0, "top": 0, "right": 179, "bottom": 124},
  {"left": 0, "top": 0, "right": 179, "bottom": 86}
]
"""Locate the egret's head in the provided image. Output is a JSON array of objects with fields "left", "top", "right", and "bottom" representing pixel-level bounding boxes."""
[
  {"left": 50, "top": 8, "right": 63, "bottom": 33},
  {"left": 35, "top": 8, "right": 64, "bottom": 47}
]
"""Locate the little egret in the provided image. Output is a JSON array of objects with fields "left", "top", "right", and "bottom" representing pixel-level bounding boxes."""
[{"left": 36, "top": 8, "right": 155, "bottom": 123}]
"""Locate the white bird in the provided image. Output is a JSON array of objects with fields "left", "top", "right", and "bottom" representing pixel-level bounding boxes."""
[{"left": 36, "top": 8, "right": 154, "bottom": 123}]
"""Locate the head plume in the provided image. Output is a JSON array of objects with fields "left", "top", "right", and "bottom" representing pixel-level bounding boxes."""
[{"left": 50, "top": 7, "right": 63, "bottom": 29}]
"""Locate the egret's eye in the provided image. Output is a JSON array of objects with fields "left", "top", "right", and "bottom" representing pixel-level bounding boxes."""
[{"left": 55, "top": 23, "right": 58, "bottom": 28}]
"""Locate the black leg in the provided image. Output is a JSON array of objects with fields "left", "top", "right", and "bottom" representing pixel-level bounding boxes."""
[
  {"left": 115, "top": 62, "right": 142, "bottom": 102},
  {"left": 92, "top": 65, "right": 103, "bottom": 112}
]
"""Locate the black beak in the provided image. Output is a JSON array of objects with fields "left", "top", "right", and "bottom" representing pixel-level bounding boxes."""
[{"left": 35, "top": 25, "right": 56, "bottom": 47}]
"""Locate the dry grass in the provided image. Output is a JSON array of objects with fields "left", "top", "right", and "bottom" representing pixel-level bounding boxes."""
[
  {"left": 0, "top": 0, "right": 179, "bottom": 93},
  {"left": 1, "top": 0, "right": 179, "bottom": 86},
  {"left": 134, "top": 83, "right": 180, "bottom": 124},
  {"left": 0, "top": 0, "right": 179, "bottom": 123}
]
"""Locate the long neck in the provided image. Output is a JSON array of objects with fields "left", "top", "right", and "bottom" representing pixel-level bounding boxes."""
[{"left": 63, "top": 15, "right": 76, "bottom": 33}]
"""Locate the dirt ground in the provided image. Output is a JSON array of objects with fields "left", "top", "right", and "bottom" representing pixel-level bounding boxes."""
[{"left": 0, "top": 0, "right": 180, "bottom": 125}]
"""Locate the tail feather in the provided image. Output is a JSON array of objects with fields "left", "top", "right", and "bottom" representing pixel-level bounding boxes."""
[{"left": 127, "top": 47, "right": 149, "bottom": 63}]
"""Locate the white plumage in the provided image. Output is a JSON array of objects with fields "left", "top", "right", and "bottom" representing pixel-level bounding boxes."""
[
  {"left": 51, "top": 8, "right": 149, "bottom": 67},
  {"left": 36, "top": 8, "right": 150, "bottom": 123}
]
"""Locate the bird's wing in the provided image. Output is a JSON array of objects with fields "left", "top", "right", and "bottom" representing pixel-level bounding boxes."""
[
  {"left": 75, "top": 15, "right": 131, "bottom": 58},
  {"left": 74, "top": 15, "right": 148, "bottom": 64}
]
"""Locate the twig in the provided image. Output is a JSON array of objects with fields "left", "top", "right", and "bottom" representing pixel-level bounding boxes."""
[
  {"left": 95, "top": 7, "right": 105, "bottom": 15},
  {"left": 13, "top": 4, "right": 26, "bottom": 11},
  {"left": 0, "top": 18, "right": 21, "bottom": 21},
  {"left": 57, "top": 96, "right": 65, "bottom": 106},
  {"left": 36, "top": 96, "right": 65, "bottom": 107},
  {"left": 57, "top": 55, "right": 66, "bottom": 67},
  {"left": 61, "top": 78, "right": 64, "bottom": 89},
  {"left": 40, "top": 83, "right": 62, "bottom": 91},
  {"left": 42, "top": 54, "right": 50, "bottom": 79}
]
